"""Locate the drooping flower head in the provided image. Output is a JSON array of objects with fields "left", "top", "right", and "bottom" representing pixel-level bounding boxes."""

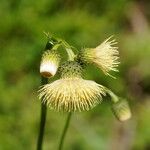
[
  {"left": 40, "top": 49, "right": 60, "bottom": 78},
  {"left": 39, "top": 61, "right": 106, "bottom": 112},
  {"left": 79, "top": 37, "right": 119, "bottom": 76},
  {"left": 111, "top": 98, "right": 131, "bottom": 121}
]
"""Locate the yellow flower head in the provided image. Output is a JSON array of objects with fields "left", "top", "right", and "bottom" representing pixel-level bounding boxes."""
[
  {"left": 79, "top": 37, "right": 119, "bottom": 76},
  {"left": 38, "top": 61, "right": 106, "bottom": 112}
]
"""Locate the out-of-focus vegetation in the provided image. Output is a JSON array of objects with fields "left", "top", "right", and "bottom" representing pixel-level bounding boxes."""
[{"left": 0, "top": 0, "right": 150, "bottom": 150}]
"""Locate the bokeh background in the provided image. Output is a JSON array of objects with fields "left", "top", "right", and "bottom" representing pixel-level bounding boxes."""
[{"left": 0, "top": 0, "right": 150, "bottom": 150}]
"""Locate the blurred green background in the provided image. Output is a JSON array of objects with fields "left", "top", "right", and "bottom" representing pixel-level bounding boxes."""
[{"left": 0, "top": 0, "right": 150, "bottom": 149}]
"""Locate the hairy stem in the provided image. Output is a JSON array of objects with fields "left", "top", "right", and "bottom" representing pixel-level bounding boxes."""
[
  {"left": 37, "top": 77, "right": 48, "bottom": 150},
  {"left": 58, "top": 113, "right": 72, "bottom": 150}
]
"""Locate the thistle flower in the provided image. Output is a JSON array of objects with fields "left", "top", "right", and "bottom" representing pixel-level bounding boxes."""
[
  {"left": 79, "top": 37, "right": 119, "bottom": 76},
  {"left": 39, "top": 61, "right": 106, "bottom": 112},
  {"left": 40, "top": 50, "right": 60, "bottom": 78},
  {"left": 111, "top": 99, "right": 131, "bottom": 121}
]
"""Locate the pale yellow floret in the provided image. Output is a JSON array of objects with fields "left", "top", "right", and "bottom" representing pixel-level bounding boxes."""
[
  {"left": 94, "top": 37, "right": 119, "bottom": 75},
  {"left": 81, "top": 37, "right": 120, "bottom": 77},
  {"left": 38, "top": 78, "right": 106, "bottom": 112}
]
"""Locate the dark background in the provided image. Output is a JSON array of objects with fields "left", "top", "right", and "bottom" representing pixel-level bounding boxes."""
[{"left": 0, "top": 0, "right": 150, "bottom": 149}]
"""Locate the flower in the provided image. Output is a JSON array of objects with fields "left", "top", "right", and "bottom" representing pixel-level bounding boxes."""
[
  {"left": 111, "top": 99, "right": 131, "bottom": 121},
  {"left": 79, "top": 37, "right": 119, "bottom": 76},
  {"left": 38, "top": 61, "right": 106, "bottom": 112},
  {"left": 40, "top": 50, "right": 60, "bottom": 78}
]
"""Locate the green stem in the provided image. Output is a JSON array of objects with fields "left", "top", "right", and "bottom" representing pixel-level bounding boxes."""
[
  {"left": 37, "top": 77, "right": 48, "bottom": 150},
  {"left": 65, "top": 48, "right": 75, "bottom": 61},
  {"left": 44, "top": 34, "right": 76, "bottom": 61},
  {"left": 104, "top": 87, "right": 119, "bottom": 103},
  {"left": 61, "top": 40, "right": 75, "bottom": 61},
  {"left": 58, "top": 113, "right": 72, "bottom": 150}
]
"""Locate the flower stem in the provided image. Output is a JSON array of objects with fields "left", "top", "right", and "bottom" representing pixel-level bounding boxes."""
[
  {"left": 37, "top": 77, "right": 48, "bottom": 150},
  {"left": 61, "top": 40, "right": 76, "bottom": 61},
  {"left": 58, "top": 112, "right": 72, "bottom": 150},
  {"left": 104, "top": 87, "right": 119, "bottom": 103}
]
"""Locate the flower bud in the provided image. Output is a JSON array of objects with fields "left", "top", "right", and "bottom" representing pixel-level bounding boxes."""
[
  {"left": 111, "top": 99, "right": 131, "bottom": 121},
  {"left": 40, "top": 50, "right": 60, "bottom": 78}
]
